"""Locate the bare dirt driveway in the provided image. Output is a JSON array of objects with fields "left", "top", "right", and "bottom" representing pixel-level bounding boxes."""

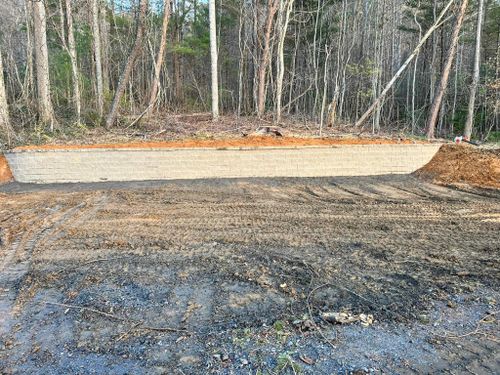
[{"left": 0, "top": 176, "right": 499, "bottom": 374}]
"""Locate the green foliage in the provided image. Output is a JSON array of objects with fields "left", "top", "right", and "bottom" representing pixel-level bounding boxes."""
[
  {"left": 171, "top": 43, "right": 202, "bottom": 56},
  {"left": 485, "top": 131, "right": 500, "bottom": 143},
  {"left": 231, "top": 327, "right": 253, "bottom": 347},
  {"left": 28, "top": 122, "right": 55, "bottom": 144},
  {"left": 75, "top": 23, "right": 93, "bottom": 58},
  {"left": 347, "top": 59, "right": 379, "bottom": 78},
  {"left": 112, "top": 14, "right": 132, "bottom": 30},
  {"left": 403, "top": 0, "right": 444, "bottom": 31},
  {"left": 170, "top": 4, "right": 209, "bottom": 57},
  {"left": 451, "top": 105, "right": 488, "bottom": 138},
  {"left": 273, "top": 320, "right": 285, "bottom": 332},
  {"left": 275, "top": 353, "right": 302, "bottom": 374},
  {"left": 82, "top": 109, "right": 103, "bottom": 128},
  {"left": 50, "top": 50, "right": 72, "bottom": 105},
  {"left": 451, "top": 107, "right": 467, "bottom": 134}
]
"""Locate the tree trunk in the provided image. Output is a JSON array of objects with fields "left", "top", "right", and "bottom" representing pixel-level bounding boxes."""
[
  {"left": 0, "top": 45, "right": 15, "bottom": 144},
  {"left": 256, "top": 0, "right": 278, "bottom": 117},
  {"left": 319, "top": 43, "right": 331, "bottom": 135},
  {"left": 92, "top": 0, "right": 104, "bottom": 117},
  {"left": 275, "top": 0, "right": 294, "bottom": 123},
  {"left": 172, "top": 0, "right": 185, "bottom": 105},
  {"left": 429, "top": 0, "right": 438, "bottom": 102},
  {"left": 33, "top": 0, "right": 56, "bottom": 129},
  {"left": 327, "top": 0, "right": 346, "bottom": 128},
  {"left": 426, "top": 0, "right": 469, "bottom": 139},
  {"left": 148, "top": 0, "right": 171, "bottom": 113},
  {"left": 311, "top": 0, "right": 322, "bottom": 118},
  {"left": 105, "top": 0, "right": 148, "bottom": 129},
  {"left": 209, "top": 0, "right": 219, "bottom": 120},
  {"left": 65, "top": 0, "right": 81, "bottom": 123},
  {"left": 100, "top": 2, "right": 110, "bottom": 94},
  {"left": 23, "top": 1, "right": 35, "bottom": 106},
  {"left": 237, "top": 6, "right": 245, "bottom": 117},
  {"left": 464, "top": 0, "right": 484, "bottom": 139},
  {"left": 412, "top": 7, "right": 422, "bottom": 133}
]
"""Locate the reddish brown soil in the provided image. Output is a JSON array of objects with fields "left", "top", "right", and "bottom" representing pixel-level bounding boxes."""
[
  {"left": 0, "top": 154, "right": 13, "bottom": 184},
  {"left": 14, "top": 136, "right": 422, "bottom": 151},
  {"left": 416, "top": 145, "right": 500, "bottom": 189}
]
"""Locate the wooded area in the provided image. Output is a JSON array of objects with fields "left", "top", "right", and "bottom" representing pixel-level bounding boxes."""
[{"left": 0, "top": 0, "right": 498, "bottom": 146}]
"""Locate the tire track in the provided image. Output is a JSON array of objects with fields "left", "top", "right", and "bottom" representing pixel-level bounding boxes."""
[{"left": 0, "top": 196, "right": 106, "bottom": 336}]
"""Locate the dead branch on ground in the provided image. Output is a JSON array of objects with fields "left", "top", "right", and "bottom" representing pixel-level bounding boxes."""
[{"left": 44, "top": 301, "right": 190, "bottom": 334}]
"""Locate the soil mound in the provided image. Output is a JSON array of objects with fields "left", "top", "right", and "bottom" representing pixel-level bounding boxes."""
[
  {"left": 0, "top": 154, "right": 13, "bottom": 184},
  {"left": 415, "top": 145, "right": 500, "bottom": 189}
]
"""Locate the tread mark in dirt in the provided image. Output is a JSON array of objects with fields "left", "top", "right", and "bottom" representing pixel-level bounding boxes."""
[
  {"left": 0, "top": 177, "right": 498, "bottom": 373},
  {"left": 0, "top": 196, "right": 106, "bottom": 335},
  {"left": 40, "top": 194, "right": 109, "bottom": 248},
  {"left": 384, "top": 183, "right": 431, "bottom": 199},
  {"left": 328, "top": 181, "right": 367, "bottom": 198}
]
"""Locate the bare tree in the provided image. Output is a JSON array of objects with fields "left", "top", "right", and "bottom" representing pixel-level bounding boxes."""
[
  {"left": 426, "top": 0, "right": 469, "bottom": 139},
  {"left": 148, "top": 0, "right": 171, "bottom": 113},
  {"left": 105, "top": 0, "right": 149, "bottom": 128},
  {"left": 327, "top": 0, "right": 347, "bottom": 128},
  {"left": 355, "top": 0, "right": 455, "bottom": 129},
  {"left": 256, "top": 0, "right": 279, "bottom": 117},
  {"left": 412, "top": 5, "right": 423, "bottom": 133},
  {"left": 92, "top": 0, "right": 104, "bottom": 117},
  {"left": 32, "top": 0, "right": 56, "bottom": 128},
  {"left": 275, "top": 0, "right": 294, "bottom": 123},
  {"left": 209, "top": 0, "right": 219, "bottom": 120},
  {"left": 65, "top": 0, "right": 81, "bottom": 123},
  {"left": 23, "top": 0, "right": 35, "bottom": 106},
  {"left": 0, "top": 44, "right": 15, "bottom": 143},
  {"left": 100, "top": 1, "right": 110, "bottom": 93},
  {"left": 320, "top": 43, "right": 332, "bottom": 134},
  {"left": 237, "top": 6, "right": 245, "bottom": 116},
  {"left": 464, "top": 0, "right": 484, "bottom": 139}
]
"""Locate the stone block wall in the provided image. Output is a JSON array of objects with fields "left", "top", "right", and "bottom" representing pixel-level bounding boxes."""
[{"left": 5, "top": 144, "right": 441, "bottom": 184}]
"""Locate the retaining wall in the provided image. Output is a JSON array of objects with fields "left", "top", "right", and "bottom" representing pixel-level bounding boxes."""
[{"left": 5, "top": 144, "right": 441, "bottom": 184}]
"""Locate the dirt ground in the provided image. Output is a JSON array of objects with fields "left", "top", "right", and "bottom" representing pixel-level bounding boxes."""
[
  {"left": 0, "top": 176, "right": 499, "bottom": 374},
  {"left": 13, "top": 135, "right": 423, "bottom": 151},
  {"left": 415, "top": 145, "right": 500, "bottom": 189},
  {"left": 0, "top": 155, "right": 12, "bottom": 184}
]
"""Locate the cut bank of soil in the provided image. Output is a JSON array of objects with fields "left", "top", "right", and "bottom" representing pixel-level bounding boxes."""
[
  {"left": 0, "top": 154, "right": 13, "bottom": 184},
  {"left": 415, "top": 144, "right": 500, "bottom": 189},
  {"left": 13, "top": 136, "right": 423, "bottom": 151}
]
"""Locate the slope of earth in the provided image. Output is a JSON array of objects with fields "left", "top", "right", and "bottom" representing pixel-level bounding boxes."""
[
  {"left": 0, "top": 176, "right": 499, "bottom": 374},
  {"left": 0, "top": 155, "right": 12, "bottom": 184},
  {"left": 415, "top": 144, "right": 500, "bottom": 189}
]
